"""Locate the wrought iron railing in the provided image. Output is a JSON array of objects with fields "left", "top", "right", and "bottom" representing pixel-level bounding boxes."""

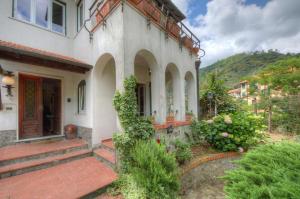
[{"left": 88, "top": 0, "right": 202, "bottom": 55}]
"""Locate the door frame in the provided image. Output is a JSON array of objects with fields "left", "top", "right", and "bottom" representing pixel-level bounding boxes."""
[{"left": 17, "top": 72, "right": 64, "bottom": 141}]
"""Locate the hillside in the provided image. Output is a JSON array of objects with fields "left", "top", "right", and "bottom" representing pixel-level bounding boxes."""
[{"left": 200, "top": 51, "right": 299, "bottom": 89}]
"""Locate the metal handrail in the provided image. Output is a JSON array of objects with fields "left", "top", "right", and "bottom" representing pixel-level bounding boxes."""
[{"left": 89, "top": 0, "right": 201, "bottom": 51}]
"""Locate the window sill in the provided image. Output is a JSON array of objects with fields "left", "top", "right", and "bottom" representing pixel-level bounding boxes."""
[{"left": 9, "top": 17, "right": 69, "bottom": 38}]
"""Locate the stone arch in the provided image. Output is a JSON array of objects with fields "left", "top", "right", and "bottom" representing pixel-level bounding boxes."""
[
  {"left": 93, "top": 53, "right": 117, "bottom": 144},
  {"left": 185, "top": 71, "right": 196, "bottom": 117},
  {"left": 134, "top": 49, "right": 160, "bottom": 120},
  {"left": 165, "top": 63, "right": 181, "bottom": 120}
]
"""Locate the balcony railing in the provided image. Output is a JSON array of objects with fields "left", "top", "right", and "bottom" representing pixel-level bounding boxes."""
[{"left": 89, "top": 0, "right": 201, "bottom": 55}]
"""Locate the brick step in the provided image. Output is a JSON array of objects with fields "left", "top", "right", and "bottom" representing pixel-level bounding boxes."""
[
  {"left": 0, "top": 157, "right": 118, "bottom": 199},
  {"left": 94, "top": 148, "right": 116, "bottom": 169},
  {"left": 0, "top": 139, "right": 88, "bottom": 167},
  {"left": 101, "top": 139, "right": 115, "bottom": 152},
  {"left": 0, "top": 149, "right": 92, "bottom": 179}
]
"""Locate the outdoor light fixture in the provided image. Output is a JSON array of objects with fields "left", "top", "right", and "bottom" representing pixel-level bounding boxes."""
[
  {"left": 0, "top": 65, "right": 3, "bottom": 110},
  {"left": 2, "top": 70, "right": 15, "bottom": 97},
  {"left": 207, "top": 92, "right": 214, "bottom": 118}
]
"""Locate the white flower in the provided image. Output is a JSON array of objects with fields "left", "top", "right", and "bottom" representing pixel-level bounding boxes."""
[
  {"left": 224, "top": 115, "right": 232, "bottom": 124},
  {"left": 207, "top": 120, "right": 214, "bottom": 124},
  {"left": 238, "top": 147, "right": 244, "bottom": 153},
  {"left": 221, "top": 132, "right": 229, "bottom": 138}
]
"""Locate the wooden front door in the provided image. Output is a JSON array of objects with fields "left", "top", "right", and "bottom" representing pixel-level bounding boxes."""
[{"left": 19, "top": 74, "right": 43, "bottom": 139}]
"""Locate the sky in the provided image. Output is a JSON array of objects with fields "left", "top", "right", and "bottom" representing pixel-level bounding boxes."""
[{"left": 172, "top": 0, "right": 300, "bottom": 67}]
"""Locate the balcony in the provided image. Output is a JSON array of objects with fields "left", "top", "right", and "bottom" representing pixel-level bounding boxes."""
[{"left": 89, "top": 0, "right": 201, "bottom": 56}]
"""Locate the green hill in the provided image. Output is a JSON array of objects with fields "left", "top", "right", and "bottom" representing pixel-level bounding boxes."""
[{"left": 200, "top": 51, "right": 299, "bottom": 89}]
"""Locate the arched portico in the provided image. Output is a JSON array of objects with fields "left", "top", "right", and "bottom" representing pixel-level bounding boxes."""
[
  {"left": 134, "top": 49, "right": 160, "bottom": 121},
  {"left": 93, "top": 53, "right": 118, "bottom": 146},
  {"left": 165, "top": 63, "right": 181, "bottom": 120},
  {"left": 185, "top": 71, "right": 197, "bottom": 117}
]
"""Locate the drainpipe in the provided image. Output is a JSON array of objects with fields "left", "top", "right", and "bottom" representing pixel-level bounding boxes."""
[{"left": 195, "top": 58, "right": 201, "bottom": 120}]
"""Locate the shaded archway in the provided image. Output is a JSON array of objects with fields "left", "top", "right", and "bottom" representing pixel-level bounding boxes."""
[
  {"left": 93, "top": 53, "right": 117, "bottom": 144},
  {"left": 185, "top": 71, "right": 196, "bottom": 116},
  {"left": 134, "top": 49, "right": 159, "bottom": 120},
  {"left": 165, "top": 63, "right": 181, "bottom": 120}
]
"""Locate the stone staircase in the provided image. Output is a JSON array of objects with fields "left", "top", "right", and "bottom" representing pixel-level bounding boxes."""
[{"left": 0, "top": 138, "right": 117, "bottom": 198}]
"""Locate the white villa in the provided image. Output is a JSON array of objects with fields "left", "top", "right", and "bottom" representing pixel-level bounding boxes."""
[{"left": 0, "top": 0, "right": 201, "bottom": 148}]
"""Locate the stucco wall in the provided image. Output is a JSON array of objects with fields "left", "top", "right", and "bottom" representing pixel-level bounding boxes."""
[
  {"left": 0, "top": 59, "right": 91, "bottom": 141},
  {"left": 0, "top": 0, "right": 198, "bottom": 146},
  {"left": 123, "top": 3, "right": 198, "bottom": 123}
]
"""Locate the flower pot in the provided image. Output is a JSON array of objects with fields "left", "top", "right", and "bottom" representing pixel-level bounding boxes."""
[
  {"left": 64, "top": 124, "right": 78, "bottom": 139},
  {"left": 129, "top": 0, "right": 142, "bottom": 5},
  {"left": 166, "top": 115, "right": 175, "bottom": 123},
  {"left": 185, "top": 115, "right": 193, "bottom": 121},
  {"left": 182, "top": 36, "right": 193, "bottom": 50},
  {"left": 167, "top": 19, "right": 180, "bottom": 39},
  {"left": 143, "top": 0, "right": 161, "bottom": 23},
  {"left": 192, "top": 47, "right": 199, "bottom": 55}
]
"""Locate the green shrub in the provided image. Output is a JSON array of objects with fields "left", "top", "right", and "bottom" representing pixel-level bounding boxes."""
[
  {"left": 121, "top": 174, "right": 147, "bottom": 199},
  {"left": 189, "top": 119, "right": 205, "bottom": 145},
  {"left": 173, "top": 139, "right": 192, "bottom": 165},
  {"left": 194, "top": 112, "right": 266, "bottom": 151},
  {"left": 128, "top": 140, "right": 180, "bottom": 199},
  {"left": 223, "top": 142, "right": 300, "bottom": 199}
]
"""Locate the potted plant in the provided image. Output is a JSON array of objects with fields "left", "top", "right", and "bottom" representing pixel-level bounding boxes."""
[
  {"left": 64, "top": 124, "right": 78, "bottom": 139},
  {"left": 167, "top": 110, "right": 175, "bottom": 123},
  {"left": 182, "top": 36, "right": 193, "bottom": 50},
  {"left": 185, "top": 111, "right": 194, "bottom": 121}
]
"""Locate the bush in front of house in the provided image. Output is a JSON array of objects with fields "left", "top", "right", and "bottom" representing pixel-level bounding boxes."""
[
  {"left": 127, "top": 140, "right": 180, "bottom": 199},
  {"left": 193, "top": 112, "right": 266, "bottom": 152},
  {"left": 223, "top": 142, "right": 300, "bottom": 199},
  {"left": 173, "top": 139, "right": 192, "bottom": 165}
]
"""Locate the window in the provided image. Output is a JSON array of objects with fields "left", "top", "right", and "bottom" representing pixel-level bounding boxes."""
[
  {"left": 15, "top": 0, "right": 31, "bottom": 22},
  {"left": 14, "top": 0, "right": 66, "bottom": 35},
  {"left": 78, "top": 80, "right": 86, "bottom": 114},
  {"left": 77, "top": 0, "right": 84, "bottom": 31},
  {"left": 35, "top": 0, "right": 49, "bottom": 28},
  {"left": 52, "top": 1, "right": 65, "bottom": 34}
]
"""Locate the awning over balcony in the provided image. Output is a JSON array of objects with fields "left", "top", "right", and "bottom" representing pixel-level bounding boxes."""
[
  {"left": 155, "top": 0, "right": 186, "bottom": 21},
  {"left": 0, "top": 40, "right": 92, "bottom": 73}
]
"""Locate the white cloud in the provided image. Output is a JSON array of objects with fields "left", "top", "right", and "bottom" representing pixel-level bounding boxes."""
[
  {"left": 172, "top": 0, "right": 300, "bottom": 67},
  {"left": 171, "top": 0, "right": 191, "bottom": 15}
]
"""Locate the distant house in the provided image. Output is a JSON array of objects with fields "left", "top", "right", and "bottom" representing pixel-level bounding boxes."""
[
  {"left": 0, "top": 0, "right": 201, "bottom": 147},
  {"left": 228, "top": 80, "right": 268, "bottom": 105}
]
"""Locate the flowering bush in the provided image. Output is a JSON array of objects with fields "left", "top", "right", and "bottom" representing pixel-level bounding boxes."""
[{"left": 193, "top": 112, "right": 266, "bottom": 151}]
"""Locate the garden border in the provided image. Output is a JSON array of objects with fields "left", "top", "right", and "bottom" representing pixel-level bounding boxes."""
[{"left": 181, "top": 152, "right": 241, "bottom": 175}]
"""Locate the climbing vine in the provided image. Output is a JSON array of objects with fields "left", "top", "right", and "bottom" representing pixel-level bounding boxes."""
[{"left": 113, "top": 76, "right": 154, "bottom": 171}]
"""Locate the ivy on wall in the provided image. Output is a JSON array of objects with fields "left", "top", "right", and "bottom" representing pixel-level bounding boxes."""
[{"left": 113, "top": 76, "right": 155, "bottom": 171}]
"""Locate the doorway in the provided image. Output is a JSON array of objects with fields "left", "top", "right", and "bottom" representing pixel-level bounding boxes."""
[
  {"left": 19, "top": 74, "right": 61, "bottom": 140},
  {"left": 136, "top": 83, "right": 146, "bottom": 116}
]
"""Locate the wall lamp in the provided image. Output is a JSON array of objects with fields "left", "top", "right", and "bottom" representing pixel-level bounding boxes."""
[{"left": 0, "top": 65, "right": 15, "bottom": 97}]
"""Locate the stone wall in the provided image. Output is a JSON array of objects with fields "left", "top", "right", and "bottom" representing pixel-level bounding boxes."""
[
  {"left": 77, "top": 126, "right": 92, "bottom": 148},
  {"left": 156, "top": 125, "right": 191, "bottom": 151},
  {"left": 0, "top": 130, "right": 16, "bottom": 147}
]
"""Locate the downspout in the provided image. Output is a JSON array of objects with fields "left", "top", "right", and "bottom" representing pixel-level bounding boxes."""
[{"left": 195, "top": 58, "right": 201, "bottom": 120}]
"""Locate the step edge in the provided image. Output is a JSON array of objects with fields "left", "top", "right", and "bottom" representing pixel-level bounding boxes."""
[{"left": 0, "top": 143, "right": 89, "bottom": 166}]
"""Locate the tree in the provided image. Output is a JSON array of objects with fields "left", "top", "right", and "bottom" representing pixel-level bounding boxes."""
[
  {"left": 200, "top": 72, "right": 237, "bottom": 118},
  {"left": 250, "top": 57, "right": 300, "bottom": 134}
]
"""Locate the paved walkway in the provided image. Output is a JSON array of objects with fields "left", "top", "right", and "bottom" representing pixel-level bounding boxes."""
[{"left": 0, "top": 157, "right": 117, "bottom": 199}]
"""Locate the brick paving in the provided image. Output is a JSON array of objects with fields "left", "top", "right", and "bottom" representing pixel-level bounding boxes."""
[
  {"left": 0, "top": 139, "right": 86, "bottom": 163},
  {"left": 0, "top": 157, "right": 117, "bottom": 199}
]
